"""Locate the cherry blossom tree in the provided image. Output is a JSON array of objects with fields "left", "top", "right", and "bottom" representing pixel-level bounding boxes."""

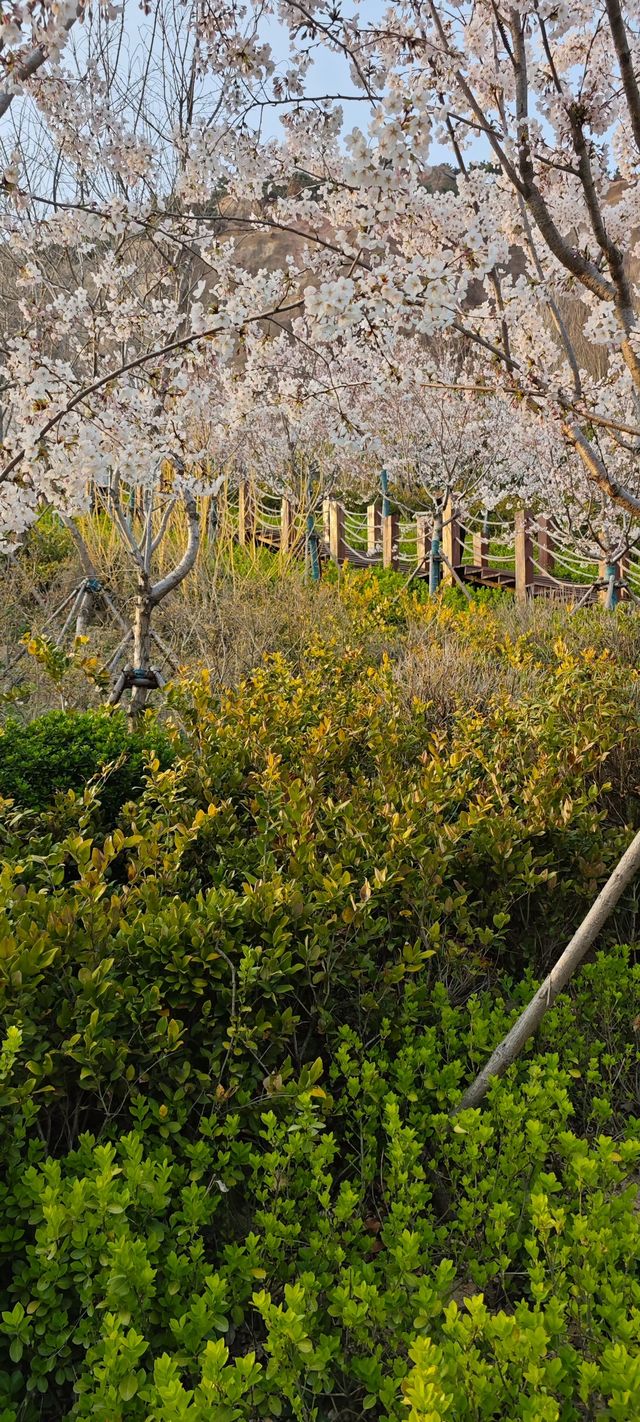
[
  {"left": 0, "top": 1, "right": 310, "bottom": 706},
  {"left": 0, "top": 2, "right": 85, "bottom": 123},
  {"left": 3, "top": 0, "right": 640, "bottom": 672},
  {"left": 188, "top": 0, "right": 640, "bottom": 534}
]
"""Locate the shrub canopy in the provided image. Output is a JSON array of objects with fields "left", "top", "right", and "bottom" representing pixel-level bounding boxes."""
[{"left": 0, "top": 587, "right": 639, "bottom": 1420}]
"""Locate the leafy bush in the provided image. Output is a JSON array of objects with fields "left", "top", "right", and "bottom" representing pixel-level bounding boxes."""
[
  {"left": 23, "top": 513, "right": 75, "bottom": 591},
  {"left": 0, "top": 599, "right": 639, "bottom": 1419},
  {"left": 0, "top": 955, "right": 638, "bottom": 1420},
  {"left": 0, "top": 709, "right": 174, "bottom": 824}
]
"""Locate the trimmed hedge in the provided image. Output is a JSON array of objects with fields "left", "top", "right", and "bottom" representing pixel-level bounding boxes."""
[{"left": 0, "top": 709, "right": 174, "bottom": 824}]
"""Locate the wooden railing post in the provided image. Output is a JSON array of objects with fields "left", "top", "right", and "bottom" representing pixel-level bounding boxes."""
[
  {"left": 472, "top": 529, "right": 488, "bottom": 571},
  {"left": 514, "top": 509, "right": 534, "bottom": 603},
  {"left": 238, "top": 481, "right": 254, "bottom": 546},
  {"left": 442, "top": 497, "right": 462, "bottom": 586},
  {"left": 367, "top": 500, "right": 382, "bottom": 555},
  {"left": 322, "top": 498, "right": 331, "bottom": 549},
  {"left": 416, "top": 514, "right": 431, "bottom": 572},
  {"left": 328, "top": 500, "right": 346, "bottom": 564},
  {"left": 280, "top": 497, "right": 294, "bottom": 555},
  {"left": 382, "top": 510, "right": 399, "bottom": 569},
  {"left": 537, "top": 515, "right": 555, "bottom": 575}
]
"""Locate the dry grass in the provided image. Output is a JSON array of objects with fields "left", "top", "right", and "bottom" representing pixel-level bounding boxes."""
[
  {"left": 0, "top": 512, "right": 369, "bottom": 716},
  {"left": 155, "top": 563, "right": 361, "bottom": 686},
  {"left": 4, "top": 510, "right": 640, "bottom": 729},
  {"left": 393, "top": 631, "right": 543, "bottom": 723}
]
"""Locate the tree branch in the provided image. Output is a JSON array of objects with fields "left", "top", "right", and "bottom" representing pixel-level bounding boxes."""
[
  {"left": 150, "top": 488, "right": 200, "bottom": 604},
  {"left": 0, "top": 298, "right": 304, "bottom": 488},
  {"left": 0, "top": 8, "right": 79, "bottom": 120},
  {"left": 563, "top": 420, "right": 640, "bottom": 517},
  {"left": 604, "top": 0, "right": 640, "bottom": 155},
  {"left": 508, "top": 7, "right": 615, "bottom": 303}
]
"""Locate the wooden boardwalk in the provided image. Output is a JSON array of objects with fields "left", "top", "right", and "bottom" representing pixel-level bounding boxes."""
[
  {"left": 459, "top": 565, "right": 594, "bottom": 601},
  {"left": 235, "top": 485, "right": 634, "bottom": 607}
]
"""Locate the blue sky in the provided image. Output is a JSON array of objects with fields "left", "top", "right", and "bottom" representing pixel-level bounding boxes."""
[
  {"left": 58, "top": 0, "right": 479, "bottom": 171},
  {"left": 123, "top": 0, "right": 465, "bottom": 158},
  {"left": 255, "top": 2, "right": 482, "bottom": 164}
]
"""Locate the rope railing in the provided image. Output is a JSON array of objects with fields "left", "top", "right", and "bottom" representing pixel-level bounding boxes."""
[
  {"left": 530, "top": 551, "right": 572, "bottom": 588},
  {"left": 462, "top": 513, "right": 512, "bottom": 535},
  {"left": 227, "top": 481, "right": 637, "bottom": 606}
]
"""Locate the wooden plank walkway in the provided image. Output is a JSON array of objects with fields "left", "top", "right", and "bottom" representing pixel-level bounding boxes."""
[
  {"left": 460, "top": 565, "right": 600, "bottom": 602},
  {"left": 232, "top": 483, "right": 629, "bottom": 606}
]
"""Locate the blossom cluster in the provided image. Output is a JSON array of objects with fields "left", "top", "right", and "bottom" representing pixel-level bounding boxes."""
[{"left": 1, "top": 0, "right": 640, "bottom": 563}]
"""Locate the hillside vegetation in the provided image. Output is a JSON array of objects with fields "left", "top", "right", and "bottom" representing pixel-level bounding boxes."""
[{"left": 0, "top": 577, "right": 639, "bottom": 1420}]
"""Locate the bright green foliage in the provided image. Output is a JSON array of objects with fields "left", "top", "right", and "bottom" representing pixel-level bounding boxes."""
[
  {"left": 0, "top": 708, "right": 174, "bottom": 823},
  {"left": 0, "top": 593, "right": 639, "bottom": 1419}
]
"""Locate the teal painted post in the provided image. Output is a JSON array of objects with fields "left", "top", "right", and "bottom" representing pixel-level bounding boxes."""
[
  {"left": 599, "top": 559, "right": 619, "bottom": 609},
  {"left": 307, "top": 513, "right": 321, "bottom": 581},
  {"left": 605, "top": 562, "right": 619, "bottom": 610},
  {"left": 381, "top": 467, "right": 391, "bottom": 518},
  {"left": 305, "top": 468, "right": 320, "bottom": 580},
  {"left": 429, "top": 509, "right": 443, "bottom": 595}
]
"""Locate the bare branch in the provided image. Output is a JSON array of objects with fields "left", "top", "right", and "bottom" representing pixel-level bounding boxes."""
[
  {"left": 150, "top": 493, "right": 178, "bottom": 555},
  {"left": 150, "top": 488, "right": 200, "bottom": 604}
]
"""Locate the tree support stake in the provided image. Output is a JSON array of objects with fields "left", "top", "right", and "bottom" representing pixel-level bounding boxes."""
[{"left": 455, "top": 828, "right": 640, "bottom": 1112}]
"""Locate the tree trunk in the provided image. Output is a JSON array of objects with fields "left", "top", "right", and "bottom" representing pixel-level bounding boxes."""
[
  {"left": 130, "top": 574, "right": 153, "bottom": 718},
  {"left": 74, "top": 584, "right": 96, "bottom": 639},
  {"left": 429, "top": 508, "right": 443, "bottom": 594}
]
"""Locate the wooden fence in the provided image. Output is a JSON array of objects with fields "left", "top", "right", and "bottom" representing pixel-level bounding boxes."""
[{"left": 235, "top": 484, "right": 636, "bottom": 607}]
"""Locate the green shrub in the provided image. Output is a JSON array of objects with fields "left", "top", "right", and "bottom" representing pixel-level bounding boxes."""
[
  {"left": 0, "top": 709, "right": 174, "bottom": 824},
  {"left": 0, "top": 602, "right": 638, "bottom": 1418},
  {"left": 0, "top": 954, "right": 638, "bottom": 1420},
  {"left": 25, "top": 514, "right": 75, "bottom": 589}
]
